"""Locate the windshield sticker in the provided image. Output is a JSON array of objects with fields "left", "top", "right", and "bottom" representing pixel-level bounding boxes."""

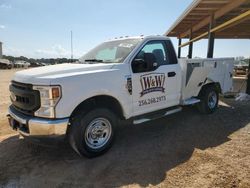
[
  {"left": 118, "top": 43, "right": 134, "bottom": 48},
  {"left": 140, "top": 73, "right": 165, "bottom": 97}
]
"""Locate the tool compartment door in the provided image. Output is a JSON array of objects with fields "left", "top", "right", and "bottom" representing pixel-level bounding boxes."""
[{"left": 182, "top": 65, "right": 212, "bottom": 100}]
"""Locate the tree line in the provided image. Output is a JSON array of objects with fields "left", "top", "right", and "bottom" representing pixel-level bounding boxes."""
[{"left": 2, "top": 55, "right": 78, "bottom": 65}]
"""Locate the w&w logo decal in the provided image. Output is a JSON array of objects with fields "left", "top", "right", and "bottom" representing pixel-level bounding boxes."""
[{"left": 140, "top": 73, "right": 165, "bottom": 97}]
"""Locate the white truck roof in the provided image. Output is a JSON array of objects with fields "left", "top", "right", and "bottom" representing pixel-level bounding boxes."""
[{"left": 107, "top": 35, "right": 171, "bottom": 42}]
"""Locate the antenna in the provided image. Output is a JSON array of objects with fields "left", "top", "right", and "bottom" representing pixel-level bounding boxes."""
[{"left": 71, "top": 30, "right": 73, "bottom": 62}]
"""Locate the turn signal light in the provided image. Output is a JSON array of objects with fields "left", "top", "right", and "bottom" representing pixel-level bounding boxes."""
[{"left": 52, "top": 87, "right": 60, "bottom": 99}]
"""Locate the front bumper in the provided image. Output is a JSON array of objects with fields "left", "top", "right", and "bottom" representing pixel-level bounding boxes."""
[{"left": 7, "top": 106, "right": 69, "bottom": 137}]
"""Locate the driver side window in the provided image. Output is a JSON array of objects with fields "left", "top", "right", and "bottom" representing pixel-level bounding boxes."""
[{"left": 132, "top": 41, "right": 169, "bottom": 73}]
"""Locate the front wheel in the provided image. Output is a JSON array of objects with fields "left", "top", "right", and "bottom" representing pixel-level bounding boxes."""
[
  {"left": 68, "top": 108, "right": 117, "bottom": 158},
  {"left": 197, "top": 85, "right": 219, "bottom": 114}
]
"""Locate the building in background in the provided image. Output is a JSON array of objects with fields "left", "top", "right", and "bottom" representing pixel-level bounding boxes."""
[{"left": 0, "top": 41, "right": 13, "bottom": 69}]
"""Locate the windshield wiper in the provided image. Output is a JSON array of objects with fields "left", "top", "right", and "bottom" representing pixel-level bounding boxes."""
[{"left": 84, "top": 59, "right": 103, "bottom": 62}]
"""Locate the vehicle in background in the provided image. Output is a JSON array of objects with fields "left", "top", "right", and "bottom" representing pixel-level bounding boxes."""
[
  {"left": 0, "top": 59, "right": 12, "bottom": 69},
  {"left": 234, "top": 61, "right": 249, "bottom": 76},
  {"left": 14, "top": 61, "right": 30, "bottom": 69}
]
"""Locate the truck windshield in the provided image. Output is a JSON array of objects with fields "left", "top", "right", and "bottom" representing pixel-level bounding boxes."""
[{"left": 79, "top": 38, "right": 142, "bottom": 64}]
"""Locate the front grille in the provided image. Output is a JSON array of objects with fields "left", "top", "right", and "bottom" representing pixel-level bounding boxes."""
[
  {"left": 16, "top": 95, "right": 30, "bottom": 104},
  {"left": 9, "top": 81, "right": 40, "bottom": 116}
]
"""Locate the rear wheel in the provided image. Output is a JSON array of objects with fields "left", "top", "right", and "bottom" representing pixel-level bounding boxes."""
[
  {"left": 68, "top": 108, "right": 117, "bottom": 158},
  {"left": 197, "top": 85, "right": 219, "bottom": 114}
]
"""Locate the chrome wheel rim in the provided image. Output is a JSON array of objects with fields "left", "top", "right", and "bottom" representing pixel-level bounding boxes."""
[
  {"left": 208, "top": 91, "right": 217, "bottom": 109},
  {"left": 85, "top": 118, "right": 112, "bottom": 149}
]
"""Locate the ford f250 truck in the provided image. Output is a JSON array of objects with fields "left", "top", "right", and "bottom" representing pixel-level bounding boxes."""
[{"left": 7, "top": 36, "right": 234, "bottom": 157}]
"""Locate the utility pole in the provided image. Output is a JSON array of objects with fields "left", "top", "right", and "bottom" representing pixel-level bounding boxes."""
[
  {"left": 71, "top": 30, "right": 73, "bottom": 62},
  {"left": 246, "top": 57, "right": 250, "bottom": 95},
  {"left": 0, "top": 41, "right": 2, "bottom": 59}
]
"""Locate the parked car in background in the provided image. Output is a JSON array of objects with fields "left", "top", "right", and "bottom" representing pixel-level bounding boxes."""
[
  {"left": 14, "top": 61, "right": 31, "bottom": 69},
  {"left": 234, "top": 61, "right": 249, "bottom": 76},
  {"left": 0, "top": 59, "right": 12, "bottom": 69}
]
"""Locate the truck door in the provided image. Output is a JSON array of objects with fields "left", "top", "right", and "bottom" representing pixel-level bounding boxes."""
[{"left": 131, "top": 40, "right": 181, "bottom": 116}]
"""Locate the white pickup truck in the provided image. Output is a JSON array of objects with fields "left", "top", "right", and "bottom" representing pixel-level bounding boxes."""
[{"left": 8, "top": 36, "right": 234, "bottom": 157}]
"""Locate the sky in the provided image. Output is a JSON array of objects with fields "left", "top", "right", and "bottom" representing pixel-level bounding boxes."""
[{"left": 0, "top": 0, "right": 249, "bottom": 59}]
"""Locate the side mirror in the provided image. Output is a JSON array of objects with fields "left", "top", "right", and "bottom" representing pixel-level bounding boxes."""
[
  {"left": 132, "top": 53, "right": 158, "bottom": 73},
  {"left": 144, "top": 53, "right": 158, "bottom": 71},
  {"left": 132, "top": 59, "right": 146, "bottom": 73}
]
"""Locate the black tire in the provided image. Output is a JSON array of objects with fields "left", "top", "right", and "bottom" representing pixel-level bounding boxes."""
[
  {"left": 68, "top": 108, "right": 117, "bottom": 158},
  {"left": 197, "top": 85, "right": 219, "bottom": 114}
]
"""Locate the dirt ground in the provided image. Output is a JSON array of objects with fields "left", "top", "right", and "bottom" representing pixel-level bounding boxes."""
[{"left": 0, "top": 69, "right": 249, "bottom": 188}]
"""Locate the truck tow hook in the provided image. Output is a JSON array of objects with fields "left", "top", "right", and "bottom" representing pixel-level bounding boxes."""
[{"left": 7, "top": 114, "right": 18, "bottom": 130}]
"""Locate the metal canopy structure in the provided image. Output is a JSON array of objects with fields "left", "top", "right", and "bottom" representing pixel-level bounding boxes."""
[
  {"left": 165, "top": 0, "right": 250, "bottom": 58},
  {"left": 165, "top": 0, "right": 250, "bottom": 94}
]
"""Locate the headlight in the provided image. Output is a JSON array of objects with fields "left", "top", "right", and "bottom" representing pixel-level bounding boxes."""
[{"left": 33, "top": 85, "right": 61, "bottom": 118}]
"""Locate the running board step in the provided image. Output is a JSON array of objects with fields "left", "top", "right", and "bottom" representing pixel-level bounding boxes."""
[
  {"left": 182, "top": 97, "right": 200, "bottom": 105},
  {"left": 133, "top": 107, "right": 182, "bottom": 125}
]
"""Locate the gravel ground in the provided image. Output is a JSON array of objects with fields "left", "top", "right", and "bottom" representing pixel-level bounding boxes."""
[{"left": 0, "top": 69, "right": 249, "bottom": 188}]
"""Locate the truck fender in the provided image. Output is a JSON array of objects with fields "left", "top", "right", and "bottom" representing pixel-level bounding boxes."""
[{"left": 69, "top": 95, "right": 126, "bottom": 121}]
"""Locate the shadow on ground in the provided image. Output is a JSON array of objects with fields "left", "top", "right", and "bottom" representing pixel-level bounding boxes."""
[{"left": 0, "top": 98, "right": 249, "bottom": 187}]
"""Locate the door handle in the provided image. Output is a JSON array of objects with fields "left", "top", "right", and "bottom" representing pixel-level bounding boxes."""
[{"left": 168, "top": 72, "right": 176, "bottom": 77}]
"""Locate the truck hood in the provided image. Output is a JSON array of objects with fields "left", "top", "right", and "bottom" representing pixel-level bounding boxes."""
[{"left": 13, "top": 63, "right": 116, "bottom": 85}]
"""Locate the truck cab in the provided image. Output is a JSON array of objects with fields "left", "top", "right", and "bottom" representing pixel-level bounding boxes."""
[{"left": 8, "top": 36, "right": 234, "bottom": 157}]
